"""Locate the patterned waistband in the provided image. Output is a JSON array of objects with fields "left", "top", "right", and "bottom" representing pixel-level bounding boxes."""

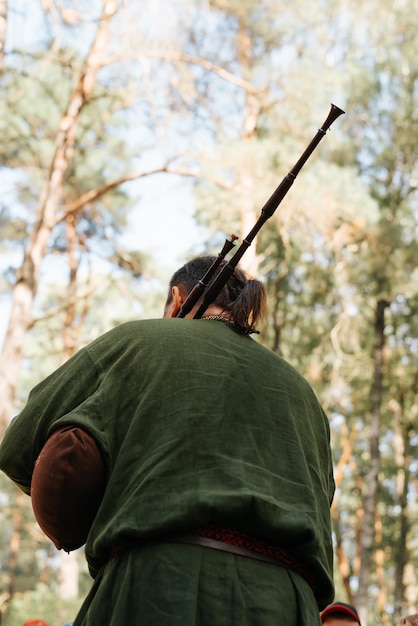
[{"left": 186, "top": 525, "right": 316, "bottom": 593}]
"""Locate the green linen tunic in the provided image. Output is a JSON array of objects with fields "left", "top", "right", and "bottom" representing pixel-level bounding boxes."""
[{"left": 0, "top": 318, "right": 335, "bottom": 625}]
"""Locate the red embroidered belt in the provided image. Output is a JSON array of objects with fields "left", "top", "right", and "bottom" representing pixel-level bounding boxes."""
[
  {"left": 110, "top": 524, "right": 316, "bottom": 595},
  {"left": 175, "top": 525, "right": 316, "bottom": 593}
]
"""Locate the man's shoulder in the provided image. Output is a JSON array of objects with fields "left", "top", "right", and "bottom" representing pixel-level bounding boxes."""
[
  {"left": 89, "top": 318, "right": 193, "bottom": 347},
  {"left": 250, "top": 340, "right": 321, "bottom": 394}
]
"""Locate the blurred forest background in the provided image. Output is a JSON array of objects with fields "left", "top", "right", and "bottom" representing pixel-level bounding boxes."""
[{"left": 0, "top": 0, "right": 417, "bottom": 625}]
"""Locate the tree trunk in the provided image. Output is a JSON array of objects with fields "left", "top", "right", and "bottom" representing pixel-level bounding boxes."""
[
  {"left": 56, "top": 216, "right": 86, "bottom": 600},
  {"left": 332, "top": 420, "right": 357, "bottom": 601},
  {"left": 391, "top": 390, "right": 412, "bottom": 619},
  {"left": 62, "top": 216, "right": 80, "bottom": 362},
  {"left": 236, "top": 19, "right": 263, "bottom": 277},
  {"left": 374, "top": 515, "right": 388, "bottom": 624},
  {"left": 59, "top": 551, "right": 79, "bottom": 600},
  {"left": 332, "top": 497, "right": 355, "bottom": 602},
  {"left": 0, "top": 0, "right": 117, "bottom": 438},
  {"left": 7, "top": 490, "right": 24, "bottom": 600},
  {"left": 0, "top": 0, "right": 6, "bottom": 72},
  {"left": 356, "top": 298, "right": 390, "bottom": 626},
  {"left": 404, "top": 562, "right": 417, "bottom": 616}
]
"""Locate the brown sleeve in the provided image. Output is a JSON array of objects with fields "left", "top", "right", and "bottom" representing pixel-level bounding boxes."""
[{"left": 31, "top": 426, "right": 106, "bottom": 552}]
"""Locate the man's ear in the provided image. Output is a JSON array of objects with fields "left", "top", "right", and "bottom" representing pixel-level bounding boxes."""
[{"left": 165, "top": 285, "right": 185, "bottom": 318}]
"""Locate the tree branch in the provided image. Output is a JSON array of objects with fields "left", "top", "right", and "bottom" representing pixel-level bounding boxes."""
[
  {"left": 141, "top": 49, "right": 264, "bottom": 95},
  {"left": 57, "top": 164, "right": 232, "bottom": 221}
]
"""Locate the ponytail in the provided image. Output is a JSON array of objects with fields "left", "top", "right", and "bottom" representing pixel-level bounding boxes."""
[{"left": 224, "top": 277, "right": 267, "bottom": 334}]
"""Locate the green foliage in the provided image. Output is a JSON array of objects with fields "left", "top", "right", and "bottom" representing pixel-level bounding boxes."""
[
  {"left": 0, "top": 475, "right": 57, "bottom": 607},
  {"left": 3, "top": 583, "right": 80, "bottom": 626}
]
